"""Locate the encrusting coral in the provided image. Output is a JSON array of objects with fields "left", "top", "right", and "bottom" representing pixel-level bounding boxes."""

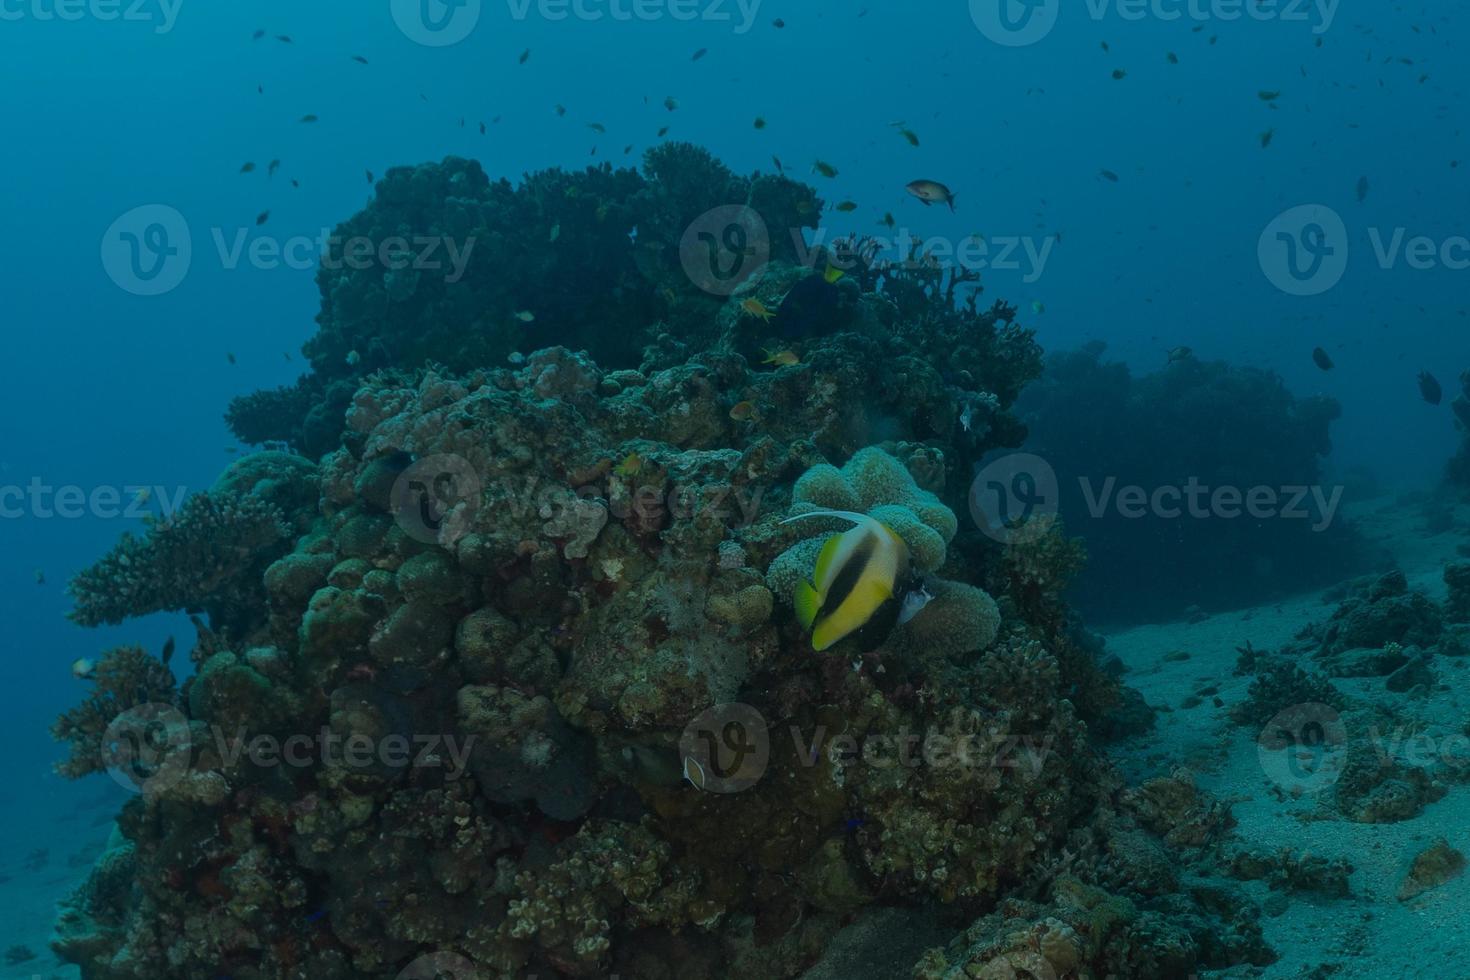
[{"left": 54, "top": 145, "right": 1272, "bottom": 980}]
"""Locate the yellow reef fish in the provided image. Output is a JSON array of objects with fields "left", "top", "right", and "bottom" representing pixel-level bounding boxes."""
[
  {"left": 729, "top": 401, "right": 759, "bottom": 422},
  {"left": 741, "top": 298, "right": 775, "bottom": 322},
  {"left": 762, "top": 349, "right": 799, "bottom": 367},
  {"left": 784, "top": 510, "right": 920, "bottom": 651},
  {"left": 813, "top": 160, "right": 839, "bottom": 178}
]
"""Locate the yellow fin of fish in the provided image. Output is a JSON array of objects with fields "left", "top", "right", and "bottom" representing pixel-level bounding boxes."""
[{"left": 794, "top": 579, "right": 822, "bottom": 630}]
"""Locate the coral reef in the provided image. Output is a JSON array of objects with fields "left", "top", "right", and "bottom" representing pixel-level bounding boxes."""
[
  {"left": 68, "top": 453, "right": 318, "bottom": 632},
  {"left": 51, "top": 645, "right": 178, "bottom": 779},
  {"left": 227, "top": 146, "right": 824, "bottom": 457},
  {"left": 1017, "top": 342, "right": 1377, "bottom": 621},
  {"left": 57, "top": 145, "right": 1269, "bottom": 980}
]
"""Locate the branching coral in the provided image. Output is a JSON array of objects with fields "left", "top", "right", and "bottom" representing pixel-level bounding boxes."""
[
  {"left": 69, "top": 454, "right": 316, "bottom": 631},
  {"left": 68, "top": 491, "right": 290, "bottom": 630},
  {"left": 50, "top": 645, "right": 178, "bottom": 779}
]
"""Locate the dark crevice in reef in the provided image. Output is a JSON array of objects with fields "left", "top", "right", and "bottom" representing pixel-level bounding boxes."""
[{"left": 56, "top": 145, "right": 1286, "bottom": 979}]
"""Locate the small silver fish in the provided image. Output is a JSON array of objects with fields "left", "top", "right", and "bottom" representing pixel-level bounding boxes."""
[{"left": 898, "top": 584, "right": 934, "bottom": 625}]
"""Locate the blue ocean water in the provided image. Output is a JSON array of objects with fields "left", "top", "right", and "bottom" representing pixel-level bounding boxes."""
[{"left": 3, "top": 1, "right": 1469, "bottom": 976}]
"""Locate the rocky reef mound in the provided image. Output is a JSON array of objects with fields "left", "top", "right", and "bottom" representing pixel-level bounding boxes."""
[
  {"left": 1019, "top": 342, "right": 1377, "bottom": 622},
  {"left": 56, "top": 147, "right": 1272, "bottom": 979}
]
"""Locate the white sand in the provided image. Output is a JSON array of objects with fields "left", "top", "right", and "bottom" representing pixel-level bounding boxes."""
[{"left": 1106, "top": 492, "right": 1470, "bottom": 978}]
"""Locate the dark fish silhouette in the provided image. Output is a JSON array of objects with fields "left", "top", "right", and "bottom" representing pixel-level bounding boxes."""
[
  {"left": 1356, "top": 175, "right": 1369, "bottom": 202},
  {"left": 1419, "top": 371, "right": 1443, "bottom": 405},
  {"left": 1312, "top": 347, "right": 1334, "bottom": 371}
]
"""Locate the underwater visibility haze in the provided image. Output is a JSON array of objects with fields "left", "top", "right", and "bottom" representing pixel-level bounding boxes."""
[{"left": 6, "top": 1, "right": 1470, "bottom": 977}]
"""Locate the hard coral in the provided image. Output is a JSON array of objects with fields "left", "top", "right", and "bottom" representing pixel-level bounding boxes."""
[
  {"left": 69, "top": 453, "right": 317, "bottom": 632},
  {"left": 51, "top": 645, "right": 177, "bottom": 779},
  {"left": 57, "top": 142, "right": 1268, "bottom": 980}
]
